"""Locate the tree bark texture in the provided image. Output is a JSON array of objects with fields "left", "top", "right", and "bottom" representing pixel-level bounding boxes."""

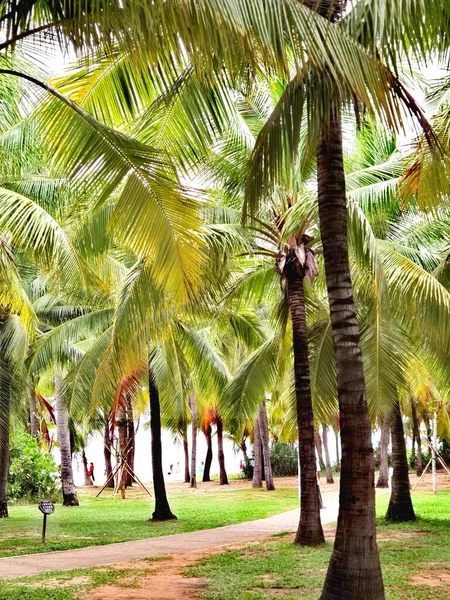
[
  {"left": 55, "top": 375, "right": 79, "bottom": 506},
  {"left": 216, "top": 415, "right": 228, "bottom": 485},
  {"left": 317, "top": 110, "right": 383, "bottom": 598},
  {"left": 203, "top": 424, "right": 213, "bottom": 482},
  {"left": 30, "top": 390, "right": 38, "bottom": 439},
  {"left": 125, "top": 394, "right": 135, "bottom": 487},
  {"left": 259, "top": 401, "right": 275, "bottom": 490},
  {"left": 410, "top": 398, "right": 423, "bottom": 476},
  {"left": 386, "top": 399, "right": 415, "bottom": 522},
  {"left": 103, "top": 419, "right": 114, "bottom": 488},
  {"left": 287, "top": 272, "right": 324, "bottom": 546},
  {"left": 252, "top": 412, "right": 263, "bottom": 488},
  {"left": 376, "top": 420, "right": 390, "bottom": 488},
  {"left": 190, "top": 392, "right": 197, "bottom": 488},
  {"left": 0, "top": 357, "right": 10, "bottom": 518},
  {"left": 81, "top": 449, "right": 93, "bottom": 486},
  {"left": 322, "top": 424, "right": 334, "bottom": 484},
  {"left": 182, "top": 427, "right": 190, "bottom": 483},
  {"left": 148, "top": 366, "right": 176, "bottom": 521}
]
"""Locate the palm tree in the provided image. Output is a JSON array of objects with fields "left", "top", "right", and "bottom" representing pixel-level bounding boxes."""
[
  {"left": 201, "top": 410, "right": 214, "bottom": 482},
  {"left": 257, "top": 400, "right": 275, "bottom": 491},
  {"left": 385, "top": 396, "right": 415, "bottom": 522},
  {"left": 189, "top": 392, "right": 198, "bottom": 488},
  {"left": 251, "top": 413, "right": 263, "bottom": 489},
  {"left": 376, "top": 421, "right": 390, "bottom": 488},
  {"left": 148, "top": 363, "right": 177, "bottom": 520},
  {"left": 55, "top": 375, "right": 79, "bottom": 506},
  {"left": 321, "top": 425, "right": 334, "bottom": 484}
]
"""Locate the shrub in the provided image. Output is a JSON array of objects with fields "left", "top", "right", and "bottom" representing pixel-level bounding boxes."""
[
  {"left": 270, "top": 443, "right": 298, "bottom": 476},
  {"left": 8, "top": 432, "right": 60, "bottom": 502}
]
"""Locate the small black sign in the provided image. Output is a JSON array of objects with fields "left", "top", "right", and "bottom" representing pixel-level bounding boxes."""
[{"left": 38, "top": 500, "right": 55, "bottom": 515}]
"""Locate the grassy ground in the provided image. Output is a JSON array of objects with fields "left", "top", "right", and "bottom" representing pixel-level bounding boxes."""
[
  {"left": 0, "top": 486, "right": 299, "bottom": 558},
  {"left": 1, "top": 491, "right": 449, "bottom": 599},
  {"left": 187, "top": 491, "right": 450, "bottom": 599}
]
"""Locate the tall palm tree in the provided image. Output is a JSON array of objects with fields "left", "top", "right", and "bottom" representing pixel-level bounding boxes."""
[
  {"left": 385, "top": 396, "right": 415, "bottom": 522},
  {"left": 148, "top": 363, "right": 177, "bottom": 520},
  {"left": 54, "top": 374, "right": 79, "bottom": 505}
]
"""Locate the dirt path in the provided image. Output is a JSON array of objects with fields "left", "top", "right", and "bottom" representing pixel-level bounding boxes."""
[{"left": 83, "top": 525, "right": 340, "bottom": 600}]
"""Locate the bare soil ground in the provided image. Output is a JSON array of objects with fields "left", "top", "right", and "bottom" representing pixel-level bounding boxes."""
[{"left": 84, "top": 554, "right": 206, "bottom": 600}]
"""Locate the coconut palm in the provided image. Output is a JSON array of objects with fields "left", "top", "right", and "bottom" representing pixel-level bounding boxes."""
[{"left": 54, "top": 374, "right": 79, "bottom": 505}]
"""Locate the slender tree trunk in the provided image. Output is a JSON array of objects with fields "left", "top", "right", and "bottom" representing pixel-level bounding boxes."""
[
  {"left": 241, "top": 437, "right": 248, "bottom": 462},
  {"left": 376, "top": 420, "right": 390, "bottom": 488},
  {"left": 190, "top": 392, "right": 197, "bottom": 488},
  {"left": 252, "top": 412, "right": 263, "bottom": 488},
  {"left": 117, "top": 398, "right": 128, "bottom": 493},
  {"left": 410, "top": 429, "right": 416, "bottom": 468},
  {"left": 203, "top": 424, "right": 213, "bottom": 482},
  {"left": 335, "top": 430, "right": 340, "bottom": 472},
  {"left": 148, "top": 365, "right": 176, "bottom": 521},
  {"left": 315, "top": 432, "right": 325, "bottom": 470},
  {"left": 287, "top": 272, "right": 324, "bottom": 546},
  {"left": 386, "top": 399, "right": 415, "bottom": 522},
  {"left": 0, "top": 359, "right": 10, "bottom": 518},
  {"left": 259, "top": 401, "right": 275, "bottom": 490},
  {"left": 30, "top": 390, "right": 38, "bottom": 439},
  {"left": 103, "top": 419, "right": 114, "bottom": 488},
  {"left": 182, "top": 426, "right": 190, "bottom": 483},
  {"left": 317, "top": 109, "right": 383, "bottom": 598},
  {"left": 81, "top": 449, "right": 93, "bottom": 486},
  {"left": 424, "top": 413, "right": 432, "bottom": 444},
  {"left": 322, "top": 424, "right": 334, "bottom": 484},
  {"left": 411, "top": 398, "right": 423, "bottom": 476},
  {"left": 125, "top": 394, "right": 135, "bottom": 487},
  {"left": 55, "top": 375, "right": 79, "bottom": 506},
  {"left": 216, "top": 415, "right": 228, "bottom": 485}
]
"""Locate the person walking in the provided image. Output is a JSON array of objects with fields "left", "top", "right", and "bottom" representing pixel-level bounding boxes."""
[{"left": 88, "top": 462, "right": 95, "bottom": 482}]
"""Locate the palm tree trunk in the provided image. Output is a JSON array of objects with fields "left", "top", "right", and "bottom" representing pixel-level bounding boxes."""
[
  {"left": 252, "top": 412, "right": 263, "bottom": 488},
  {"left": 30, "top": 390, "right": 38, "bottom": 439},
  {"left": 125, "top": 394, "right": 135, "bottom": 487},
  {"left": 386, "top": 398, "right": 415, "bottom": 522},
  {"left": 287, "top": 272, "right": 324, "bottom": 546},
  {"left": 317, "top": 109, "right": 383, "bottom": 598},
  {"left": 182, "top": 426, "right": 190, "bottom": 483},
  {"left": 241, "top": 436, "right": 248, "bottom": 462},
  {"left": 259, "top": 401, "right": 275, "bottom": 490},
  {"left": 117, "top": 398, "right": 128, "bottom": 493},
  {"left": 322, "top": 425, "right": 334, "bottom": 484},
  {"left": 315, "top": 432, "right": 325, "bottom": 471},
  {"left": 103, "top": 419, "right": 114, "bottom": 488},
  {"left": 216, "top": 415, "right": 228, "bottom": 485},
  {"left": 334, "top": 430, "right": 340, "bottom": 472},
  {"left": 81, "top": 449, "right": 93, "bottom": 486},
  {"left": 55, "top": 375, "right": 79, "bottom": 506},
  {"left": 0, "top": 359, "right": 10, "bottom": 518},
  {"left": 411, "top": 398, "right": 423, "bottom": 476},
  {"left": 190, "top": 392, "right": 197, "bottom": 488},
  {"left": 376, "top": 420, "right": 390, "bottom": 488},
  {"left": 203, "top": 424, "right": 213, "bottom": 482},
  {"left": 148, "top": 365, "right": 176, "bottom": 521}
]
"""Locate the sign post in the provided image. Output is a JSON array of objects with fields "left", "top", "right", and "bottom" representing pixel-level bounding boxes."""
[{"left": 38, "top": 500, "right": 55, "bottom": 544}]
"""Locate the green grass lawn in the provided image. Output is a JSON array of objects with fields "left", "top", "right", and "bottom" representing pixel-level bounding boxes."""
[
  {"left": 187, "top": 491, "right": 450, "bottom": 599},
  {"left": 0, "top": 487, "right": 299, "bottom": 558},
  {"left": 1, "top": 490, "right": 449, "bottom": 600}
]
